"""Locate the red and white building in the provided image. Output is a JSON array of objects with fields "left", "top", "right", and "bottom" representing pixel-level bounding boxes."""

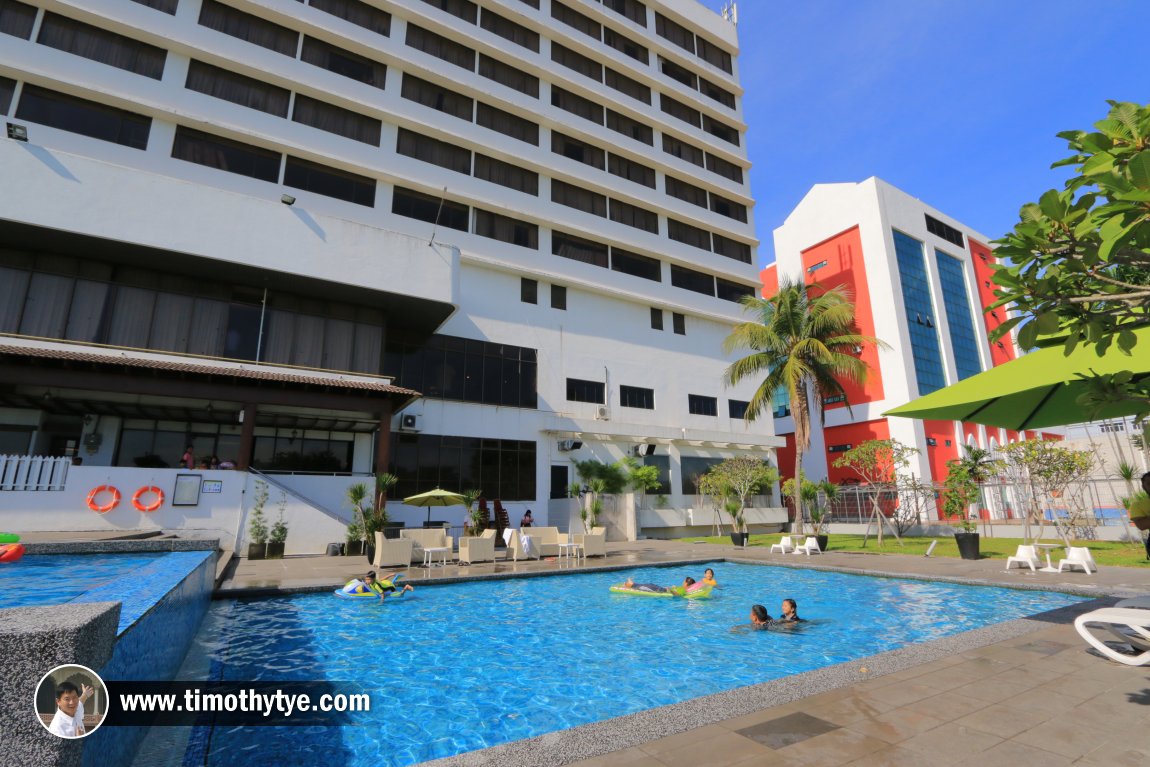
[{"left": 765, "top": 178, "right": 1053, "bottom": 515}]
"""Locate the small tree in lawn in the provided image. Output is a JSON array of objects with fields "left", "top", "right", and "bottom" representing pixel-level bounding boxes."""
[
  {"left": 700, "top": 457, "right": 778, "bottom": 536},
  {"left": 1000, "top": 439, "right": 1096, "bottom": 545},
  {"left": 893, "top": 475, "right": 938, "bottom": 537},
  {"left": 833, "top": 439, "right": 918, "bottom": 546}
]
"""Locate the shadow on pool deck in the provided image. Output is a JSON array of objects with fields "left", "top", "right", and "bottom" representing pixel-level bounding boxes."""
[{"left": 218, "top": 539, "right": 1150, "bottom": 767}]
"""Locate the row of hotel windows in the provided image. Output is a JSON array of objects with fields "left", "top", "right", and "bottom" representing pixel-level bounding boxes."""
[
  {"left": 566, "top": 378, "right": 749, "bottom": 418},
  {"left": 521, "top": 277, "right": 689, "bottom": 334},
  {"left": 0, "top": 0, "right": 745, "bottom": 181}
]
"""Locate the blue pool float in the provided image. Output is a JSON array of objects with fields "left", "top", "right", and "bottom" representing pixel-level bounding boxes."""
[{"left": 334, "top": 573, "right": 406, "bottom": 599}]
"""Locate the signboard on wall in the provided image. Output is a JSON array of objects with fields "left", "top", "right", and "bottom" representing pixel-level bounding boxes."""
[{"left": 172, "top": 474, "right": 202, "bottom": 506}]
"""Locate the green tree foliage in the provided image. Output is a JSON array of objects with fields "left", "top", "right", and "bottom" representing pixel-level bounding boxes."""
[
  {"left": 346, "top": 472, "right": 398, "bottom": 542},
  {"left": 833, "top": 439, "right": 918, "bottom": 546},
  {"left": 248, "top": 479, "right": 269, "bottom": 545},
  {"left": 1000, "top": 439, "right": 1097, "bottom": 544},
  {"left": 782, "top": 473, "right": 838, "bottom": 534},
  {"left": 723, "top": 278, "right": 884, "bottom": 534},
  {"left": 992, "top": 100, "right": 1150, "bottom": 421},
  {"left": 941, "top": 460, "right": 980, "bottom": 533},
  {"left": 698, "top": 457, "right": 778, "bottom": 533}
]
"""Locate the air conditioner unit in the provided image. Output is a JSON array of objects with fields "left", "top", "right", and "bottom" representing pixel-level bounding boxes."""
[
  {"left": 558, "top": 439, "right": 583, "bottom": 452},
  {"left": 399, "top": 413, "right": 422, "bottom": 432},
  {"left": 595, "top": 406, "right": 611, "bottom": 421}
]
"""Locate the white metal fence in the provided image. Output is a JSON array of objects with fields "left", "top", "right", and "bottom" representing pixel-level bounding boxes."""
[{"left": 0, "top": 454, "right": 70, "bottom": 491}]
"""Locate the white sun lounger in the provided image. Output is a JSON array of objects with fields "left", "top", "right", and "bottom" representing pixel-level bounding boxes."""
[
  {"left": 769, "top": 536, "right": 794, "bottom": 554},
  {"left": 1074, "top": 607, "right": 1150, "bottom": 665},
  {"left": 793, "top": 537, "right": 822, "bottom": 556},
  {"left": 1005, "top": 544, "right": 1041, "bottom": 572}
]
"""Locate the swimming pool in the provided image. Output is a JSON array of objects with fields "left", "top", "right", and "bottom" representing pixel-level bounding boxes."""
[
  {"left": 172, "top": 562, "right": 1082, "bottom": 767},
  {"left": 0, "top": 552, "right": 164, "bottom": 608}
]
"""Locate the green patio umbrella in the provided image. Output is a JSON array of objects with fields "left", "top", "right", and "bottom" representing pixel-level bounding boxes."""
[
  {"left": 402, "top": 488, "right": 466, "bottom": 526},
  {"left": 884, "top": 327, "right": 1150, "bottom": 430}
]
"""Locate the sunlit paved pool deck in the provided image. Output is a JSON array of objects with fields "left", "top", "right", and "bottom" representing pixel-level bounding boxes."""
[{"left": 221, "top": 540, "right": 1150, "bottom": 767}]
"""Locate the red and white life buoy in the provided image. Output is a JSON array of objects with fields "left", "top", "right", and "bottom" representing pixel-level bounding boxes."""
[
  {"left": 86, "top": 485, "right": 121, "bottom": 514},
  {"left": 132, "top": 485, "right": 164, "bottom": 512}
]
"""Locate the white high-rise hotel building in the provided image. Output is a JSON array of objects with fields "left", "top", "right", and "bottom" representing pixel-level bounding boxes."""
[{"left": 0, "top": 0, "right": 778, "bottom": 527}]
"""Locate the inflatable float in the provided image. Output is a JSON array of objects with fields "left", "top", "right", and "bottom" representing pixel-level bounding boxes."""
[
  {"left": 609, "top": 582, "right": 714, "bottom": 599},
  {"left": 0, "top": 533, "right": 24, "bottom": 563},
  {"left": 334, "top": 573, "right": 407, "bottom": 599}
]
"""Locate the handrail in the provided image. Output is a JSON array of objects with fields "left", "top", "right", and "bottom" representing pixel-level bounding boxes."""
[{"left": 247, "top": 468, "right": 352, "bottom": 525}]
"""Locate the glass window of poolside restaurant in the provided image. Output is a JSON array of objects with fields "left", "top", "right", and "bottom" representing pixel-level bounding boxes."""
[
  {"left": 384, "top": 332, "right": 538, "bottom": 408},
  {"left": 391, "top": 433, "right": 536, "bottom": 500}
]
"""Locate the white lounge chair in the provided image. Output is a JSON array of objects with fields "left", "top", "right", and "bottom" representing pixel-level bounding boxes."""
[
  {"left": 769, "top": 536, "right": 794, "bottom": 554},
  {"left": 1005, "top": 544, "right": 1041, "bottom": 572},
  {"left": 1058, "top": 546, "right": 1096, "bottom": 575},
  {"left": 794, "top": 537, "right": 822, "bottom": 555},
  {"left": 1074, "top": 607, "right": 1150, "bottom": 665}
]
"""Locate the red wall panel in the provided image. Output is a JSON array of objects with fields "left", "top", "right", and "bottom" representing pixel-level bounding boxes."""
[
  {"left": 760, "top": 263, "right": 779, "bottom": 298},
  {"left": 970, "top": 239, "right": 1015, "bottom": 368},
  {"left": 823, "top": 419, "right": 891, "bottom": 484}
]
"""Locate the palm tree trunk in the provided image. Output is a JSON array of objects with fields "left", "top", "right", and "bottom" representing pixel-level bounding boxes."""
[{"left": 792, "top": 448, "right": 805, "bottom": 536}]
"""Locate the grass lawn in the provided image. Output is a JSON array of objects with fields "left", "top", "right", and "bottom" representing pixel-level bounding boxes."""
[{"left": 680, "top": 532, "right": 1150, "bottom": 568}]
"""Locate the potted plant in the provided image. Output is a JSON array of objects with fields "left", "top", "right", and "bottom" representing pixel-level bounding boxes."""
[
  {"left": 463, "top": 488, "right": 485, "bottom": 536},
  {"left": 247, "top": 479, "right": 269, "bottom": 559},
  {"left": 700, "top": 457, "right": 776, "bottom": 547},
  {"left": 943, "top": 460, "right": 981, "bottom": 559},
  {"left": 347, "top": 473, "right": 399, "bottom": 563},
  {"left": 267, "top": 511, "right": 288, "bottom": 559},
  {"left": 725, "top": 497, "right": 748, "bottom": 547},
  {"left": 344, "top": 520, "right": 364, "bottom": 556}
]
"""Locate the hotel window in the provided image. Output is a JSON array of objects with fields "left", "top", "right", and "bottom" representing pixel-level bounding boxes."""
[
  {"left": 609, "top": 199, "right": 658, "bottom": 233},
  {"left": 475, "top": 209, "right": 538, "bottom": 249},
  {"left": 476, "top": 102, "right": 538, "bottom": 144},
  {"left": 17, "top": 85, "right": 151, "bottom": 149},
  {"left": 405, "top": 24, "right": 475, "bottom": 70},
  {"left": 672, "top": 312, "right": 685, "bottom": 335},
  {"left": 670, "top": 264, "right": 714, "bottom": 296},
  {"left": 186, "top": 61, "right": 289, "bottom": 116},
  {"left": 893, "top": 230, "right": 946, "bottom": 395},
  {"left": 172, "top": 126, "right": 281, "bottom": 181},
  {"left": 716, "top": 278, "right": 753, "bottom": 303},
  {"left": 936, "top": 250, "right": 983, "bottom": 381},
  {"left": 700, "top": 77, "right": 736, "bottom": 109},
  {"left": 401, "top": 74, "right": 473, "bottom": 120},
  {"left": 603, "top": 27, "right": 648, "bottom": 64},
  {"left": 553, "top": 231, "right": 608, "bottom": 268},
  {"left": 0, "top": 76, "right": 14, "bottom": 114},
  {"left": 706, "top": 152, "right": 743, "bottom": 183},
  {"left": 659, "top": 57, "right": 697, "bottom": 89},
  {"left": 199, "top": 0, "right": 298, "bottom": 56},
  {"left": 650, "top": 307, "right": 663, "bottom": 330},
  {"left": 301, "top": 37, "right": 387, "bottom": 89},
  {"left": 515, "top": 0, "right": 539, "bottom": 7},
  {"left": 613, "top": 247, "right": 661, "bottom": 282},
  {"left": 601, "top": 0, "right": 646, "bottom": 26},
  {"left": 663, "top": 134, "right": 704, "bottom": 167},
  {"left": 551, "top": 1, "right": 600, "bottom": 40},
  {"left": 292, "top": 95, "right": 380, "bottom": 145},
  {"left": 552, "top": 42, "right": 603, "bottom": 82},
  {"left": 552, "top": 86, "right": 604, "bottom": 125},
  {"left": 567, "top": 378, "right": 605, "bottom": 404},
  {"left": 925, "top": 214, "right": 965, "bottom": 248},
  {"left": 604, "top": 67, "right": 650, "bottom": 104},
  {"left": 665, "top": 176, "right": 707, "bottom": 208},
  {"left": 655, "top": 12, "right": 693, "bottom": 53},
  {"left": 0, "top": 0, "right": 36, "bottom": 39},
  {"left": 606, "top": 109, "right": 653, "bottom": 145},
  {"left": 551, "top": 284, "right": 567, "bottom": 310},
  {"left": 702, "top": 115, "right": 740, "bottom": 146},
  {"left": 728, "top": 399, "right": 749, "bottom": 419},
  {"left": 696, "top": 36, "right": 732, "bottom": 74},
  {"left": 608, "top": 154, "right": 655, "bottom": 188},
  {"left": 712, "top": 234, "right": 751, "bottom": 264},
  {"left": 393, "top": 186, "right": 469, "bottom": 230},
  {"left": 479, "top": 8, "right": 538, "bottom": 51},
  {"left": 661, "top": 94, "right": 701, "bottom": 128},
  {"left": 709, "top": 192, "right": 747, "bottom": 222},
  {"left": 478, "top": 54, "right": 538, "bottom": 97},
  {"left": 620, "top": 385, "right": 654, "bottom": 410},
  {"left": 419, "top": 0, "right": 477, "bottom": 24},
  {"left": 552, "top": 131, "right": 605, "bottom": 169},
  {"left": 284, "top": 156, "right": 375, "bottom": 206},
  {"left": 688, "top": 394, "right": 717, "bottom": 416},
  {"left": 552, "top": 180, "right": 606, "bottom": 217},
  {"left": 38, "top": 14, "right": 167, "bottom": 80},
  {"left": 668, "top": 220, "right": 710, "bottom": 251},
  {"left": 474, "top": 154, "right": 538, "bottom": 195},
  {"left": 521, "top": 277, "right": 537, "bottom": 304},
  {"left": 389, "top": 434, "right": 537, "bottom": 499},
  {"left": 307, "top": 0, "right": 391, "bottom": 36},
  {"left": 396, "top": 128, "right": 472, "bottom": 174}
]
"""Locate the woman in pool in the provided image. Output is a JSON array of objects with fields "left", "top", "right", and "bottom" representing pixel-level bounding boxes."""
[
  {"left": 622, "top": 576, "right": 696, "bottom": 593},
  {"left": 750, "top": 604, "right": 771, "bottom": 629},
  {"left": 778, "top": 598, "right": 802, "bottom": 622},
  {"left": 701, "top": 568, "right": 718, "bottom": 587}
]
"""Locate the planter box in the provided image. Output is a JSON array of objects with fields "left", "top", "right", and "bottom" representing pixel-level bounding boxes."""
[
  {"left": 247, "top": 543, "right": 266, "bottom": 560},
  {"left": 265, "top": 542, "right": 285, "bottom": 560},
  {"left": 344, "top": 541, "right": 364, "bottom": 557},
  {"left": 955, "top": 532, "right": 980, "bottom": 560},
  {"left": 815, "top": 534, "right": 829, "bottom": 552},
  {"left": 730, "top": 532, "right": 748, "bottom": 547}
]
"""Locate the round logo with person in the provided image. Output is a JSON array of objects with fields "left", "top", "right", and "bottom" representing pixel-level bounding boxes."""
[{"left": 35, "top": 664, "right": 107, "bottom": 739}]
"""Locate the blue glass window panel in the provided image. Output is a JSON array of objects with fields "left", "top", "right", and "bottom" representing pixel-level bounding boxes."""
[
  {"left": 935, "top": 250, "right": 983, "bottom": 381},
  {"left": 892, "top": 230, "right": 946, "bottom": 395}
]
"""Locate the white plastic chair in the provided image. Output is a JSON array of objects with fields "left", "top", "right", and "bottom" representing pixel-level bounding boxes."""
[
  {"left": 769, "top": 535, "right": 794, "bottom": 554},
  {"left": 794, "top": 537, "right": 822, "bottom": 556},
  {"left": 1058, "top": 546, "right": 1096, "bottom": 575},
  {"left": 1005, "top": 544, "right": 1041, "bottom": 572}
]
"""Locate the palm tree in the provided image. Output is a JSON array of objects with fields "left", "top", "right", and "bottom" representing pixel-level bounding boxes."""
[{"left": 723, "top": 277, "right": 884, "bottom": 535}]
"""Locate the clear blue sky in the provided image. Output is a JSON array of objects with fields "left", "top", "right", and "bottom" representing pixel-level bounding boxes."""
[{"left": 697, "top": 0, "right": 1149, "bottom": 267}]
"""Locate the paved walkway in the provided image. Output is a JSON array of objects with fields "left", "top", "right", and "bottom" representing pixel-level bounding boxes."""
[{"left": 216, "top": 539, "right": 1150, "bottom": 766}]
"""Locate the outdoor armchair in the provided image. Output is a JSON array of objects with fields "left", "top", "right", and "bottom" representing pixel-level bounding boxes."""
[
  {"left": 400, "top": 528, "right": 452, "bottom": 564},
  {"left": 373, "top": 533, "right": 414, "bottom": 568},
  {"left": 459, "top": 529, "right": 496, "bottom": 564},
  {"left": 1005, "top": 545, "right": 1041, "bottom": 572},
  {"left": 574, "top": 526, "right": 606, "bottom": 557}
]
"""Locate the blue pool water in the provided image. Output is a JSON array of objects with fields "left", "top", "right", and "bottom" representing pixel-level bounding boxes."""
[
  {"left": 186, "top": 563, "right": 1083, "bottom": 767},
  {"left": 0, "top": 552, "right": 164, "bottom": 608}
]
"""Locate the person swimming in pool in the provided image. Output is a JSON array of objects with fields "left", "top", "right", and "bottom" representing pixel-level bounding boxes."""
[
  {"left": 701, "top": 568, "right": 718, "bottom": 587},
  {"left": 622, "top": 576, "right": 696, "bottom": 593},
  {"left": 360, "top": 570, "right": 413, "bottom": 601},
  {"left": 750, "top": 604, "right": 771, "bottom": 629},
  {"left": 778, "top": 598, "right": 803, "bottom": 622}
]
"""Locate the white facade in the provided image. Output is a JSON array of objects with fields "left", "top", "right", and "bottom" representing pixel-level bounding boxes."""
[{"left": 0, "top": 0, "right": 780, "bottom": 542}]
